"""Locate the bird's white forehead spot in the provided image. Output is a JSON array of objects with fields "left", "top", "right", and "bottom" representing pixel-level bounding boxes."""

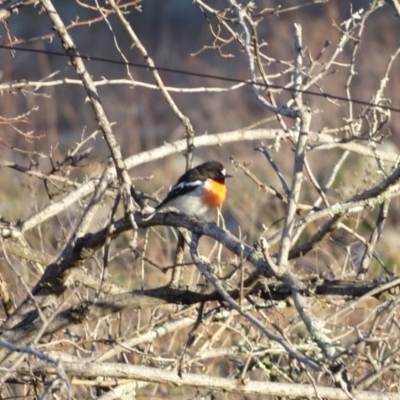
[{"left": 221, "top": 168, "right": 226, "bottom": 176}]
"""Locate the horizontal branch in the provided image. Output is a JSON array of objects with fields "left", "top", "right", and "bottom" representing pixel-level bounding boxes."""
[
  {"left": 17, "top": 361, "right": 400, "bottom": 400},
  {"left": 0, "top": 77, "right": 246, "bottom": 93}
]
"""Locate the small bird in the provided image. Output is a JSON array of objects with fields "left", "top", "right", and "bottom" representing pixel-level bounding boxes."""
[{"left": 154, "top": 161, "right": 231, "bottom": 217}]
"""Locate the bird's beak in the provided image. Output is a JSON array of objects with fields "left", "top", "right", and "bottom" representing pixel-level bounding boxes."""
[{"left": 225, "top": 174, "right": 233, "bottom": 178}]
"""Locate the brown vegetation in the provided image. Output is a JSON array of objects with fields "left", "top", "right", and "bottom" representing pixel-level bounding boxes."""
[{"left": 1, "top": 0, "right": 400, "bottom": 399}]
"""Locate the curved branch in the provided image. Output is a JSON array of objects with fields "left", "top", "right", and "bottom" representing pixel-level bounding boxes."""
[{"left": 18, "top": 129, "right": 400, "bottom": 233}]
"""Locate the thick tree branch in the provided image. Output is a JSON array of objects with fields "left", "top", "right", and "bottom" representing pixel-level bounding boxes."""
[{"left": 16, "top": 361, "right": 400, "bottom": 400}]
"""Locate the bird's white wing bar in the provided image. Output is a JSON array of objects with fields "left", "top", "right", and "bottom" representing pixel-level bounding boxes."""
[{"left": 173, "top": 180, "right": 202, "bottom": 190}]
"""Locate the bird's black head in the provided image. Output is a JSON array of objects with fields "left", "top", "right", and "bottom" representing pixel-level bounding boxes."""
[
  {"left": 197, "top": 161, "right": 232, "bottom": 183},
  {"left": 177, "top": 161, "right": 232, "bottom": 184}
]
